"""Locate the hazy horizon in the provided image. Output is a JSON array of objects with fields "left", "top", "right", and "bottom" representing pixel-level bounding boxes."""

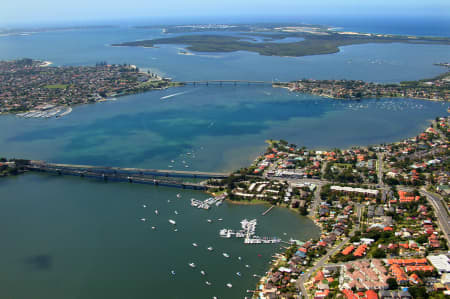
[{"left": 1, "top": 0, "right": 450, "bottom": 27}]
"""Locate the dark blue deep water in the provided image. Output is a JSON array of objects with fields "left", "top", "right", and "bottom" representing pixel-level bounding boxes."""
[{"left": 0, "top": 19, "right": 448, "bottom": 299}]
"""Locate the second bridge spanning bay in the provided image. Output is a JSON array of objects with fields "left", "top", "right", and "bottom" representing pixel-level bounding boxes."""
[{"left": 180, "top": 80, "right": 288, "bottom": 86}]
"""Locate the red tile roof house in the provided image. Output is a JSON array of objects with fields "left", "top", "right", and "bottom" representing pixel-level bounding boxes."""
[
  {"left": 353, "top": 244, "right": 368, "bottom": 257},
  {"left": 342, "top": 245, "right": 355, "bottom": 255},
  {"left": 314, "top": 270, "right": 325, "bottom": 283},
  {"left": 342, "top": 289, "right": 378, "bottom": 299},
  {"left": 390, "top": 264, "right": 408, "bottom": 285},
  {"left": 428, "top": 234, "right": 440, "bottom": 248},
  {"left": 409, "top": 273, "right": 422, "bottom": 284},
  {"left": 366, "top": 290, "right": 379, "bottom": 299},
  {"left": 398, "top": 190, "right": 419, "bottom": 203}
]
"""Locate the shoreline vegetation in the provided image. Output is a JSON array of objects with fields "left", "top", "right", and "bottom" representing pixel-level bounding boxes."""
[
  {"left": 1, "top": 116, "right": 449, "bottom": 298},
  {"left": 0, "top": 55, "right": 447, "bottom": 117},
  {"left": 206, "top": 116, "right": 449, "bottom": 298},
  {"left": 274, "top": 68, "right": 450, "bottom": 101},
  {"left": 112, "top": 23, "right": 450, "bottom": 58},
  {"left": 0, "top": 58, "right": 182, "bottom": 116}
]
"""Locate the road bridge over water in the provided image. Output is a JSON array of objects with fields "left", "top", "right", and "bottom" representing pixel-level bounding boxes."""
[
  {"left": 181, "top": 80, "right": 288, "bottom": 86},
  {"left": 26, "top": 161, "right": 230, "bottom": 190}
]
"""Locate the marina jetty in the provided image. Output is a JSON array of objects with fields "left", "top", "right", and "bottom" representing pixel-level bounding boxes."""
[
  {"left": 220, "top": 219, "right": 281, "bottom": 244},
  {"left": 0, "top": 58, "right": 180, "bottom": 115}
]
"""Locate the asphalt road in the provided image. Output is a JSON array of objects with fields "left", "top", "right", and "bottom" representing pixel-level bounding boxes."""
[{"left": 420, "top": 189, "right": 450, "bottom": 247}]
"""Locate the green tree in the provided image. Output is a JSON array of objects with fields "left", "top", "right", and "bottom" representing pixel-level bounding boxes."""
[
  {"left": 387, "top": 278, "right": 398, "bottom": 290},
  {"left": 372, "top": 248, "right": 386, "bottom": 258}
]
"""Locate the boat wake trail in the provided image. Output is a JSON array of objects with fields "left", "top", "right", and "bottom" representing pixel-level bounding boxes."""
[{"left": 160, "top": 89, "right": 195, "bottom": 100}]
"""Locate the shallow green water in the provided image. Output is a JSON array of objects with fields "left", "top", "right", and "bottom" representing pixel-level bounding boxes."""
[{"left": 0, "top": 26, "right": 448, "bottom": 299}]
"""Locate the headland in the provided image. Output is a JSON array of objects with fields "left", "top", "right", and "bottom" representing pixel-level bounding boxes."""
[
  {"left": 0, "top": 58, "right": 181, "bottom": 116},
  {"left": 112, "top": 23, "right": 450, "bottom": 58}
]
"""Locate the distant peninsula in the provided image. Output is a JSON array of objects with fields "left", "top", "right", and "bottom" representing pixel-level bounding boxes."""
[
  {"left": 278, "top": 68, "right": 450, "bottom": 101},
  {"left": 0, "top": 25, "right": 116, "bottom": 37},
  {"left": 0, "top": 59, "right": 181, "bottom": 116},
  {"left": 112, "top": 23, "right": 450, "bottom": 58}
]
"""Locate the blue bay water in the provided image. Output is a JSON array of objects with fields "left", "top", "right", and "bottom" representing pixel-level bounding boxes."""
[
  {"left": 0, "top": 23, "right": 449, "bottom": 299},
  {"left": 0, "top": 87, "right": 447, "bottom": 172},
  {"left": 0, "top": 174, "right": 319, "bottom": 299}
]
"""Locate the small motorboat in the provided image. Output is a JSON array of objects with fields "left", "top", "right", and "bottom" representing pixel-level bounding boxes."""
[
  {"left": 226, "top": 283, "right": 232, "bottom": 288},
  {"left": 238, "top": 256, "right": 242, "bottom": 261},
  {"left": 236, "top": 272, "right": 241, "bottom": 277},
  {"left": 245, "top": 264, "right": 250, "bottom": 268},
  {"left": 142, "top": 204, "right": 147, "bottom": 208},
  {"left": 155, "top": 210, "right": 159, "bottom": 215},
  {"left": 192, "top": 243, "right": 198, "bottom": 247},
  {"left": 151, "top": 226, "right": 156, "bottom": 230},
  {"left": 140, "top": 218, "right": 146, "bottom": 222},
  {"left": 188, "top": 263, "right": 196, "bottom": 268},
  {"left": 200, "top": 270, "right": 206, "bottom": 276},
  {"left": 174, "top": 228, "right": 178, "bottom": 232},
  {"left": 169, "top": 219, "right": 176, "bottom": 225},
  {"left": 174, "top": 210, "right": 179, "bottom": 215},
  {"left": 205, "top": 281, "right": 212, "bottom": 286},
  {"left": 207, "top": 219, "right": 212, "bottom": 223},
  {"left": 218, "top": 218, "right": 223, "bottom": 221},
  {"left": 222, "top": 253, "right": 230, "bottom": 258},
  {"left": 171, "top": 270, "right": 176, "bottom": 275},
  {"left": 207, "top": 247, "right": 214, "bottom": 251},
  {"left": 176, "top": 193, "right": 181, "bottom": 198}
]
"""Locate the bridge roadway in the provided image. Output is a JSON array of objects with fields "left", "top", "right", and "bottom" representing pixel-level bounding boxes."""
[
  {"left": 182, "top": 80, "right": 288, "bottom": 86},
  {"left": 26, "top": 163, "right": 215, "bottom": 190},
  {"left": 28, "top": 161, "right": 229, "bottom": 179}
]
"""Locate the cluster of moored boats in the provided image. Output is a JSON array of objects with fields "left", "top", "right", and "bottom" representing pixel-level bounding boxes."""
[
  {"left": 139, "top": 194, "right": 183, "bottom": 231},
  {"left": 139, "top": 192, "right": 261, "bottom": 294},
  {"left": 190, "top": 194, "right": 225, "bottom": 210},
  {"left": 170, "top": 242, "right": 253, "bottom": 291},
  {"left": 17, "top": 106, "right": 72, "bottom": 118}
]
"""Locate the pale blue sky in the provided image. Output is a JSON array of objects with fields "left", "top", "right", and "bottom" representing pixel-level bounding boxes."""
[{"left": 2, "top": 0, "right": 450, "bottom": 26}]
